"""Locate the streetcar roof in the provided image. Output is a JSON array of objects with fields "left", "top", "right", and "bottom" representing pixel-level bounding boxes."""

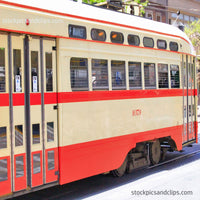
[{"left": 1, "top": 0, "right": 196, "bottom": 55}]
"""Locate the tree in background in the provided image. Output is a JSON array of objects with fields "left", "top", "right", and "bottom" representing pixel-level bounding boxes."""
[
  {"left": 185, "top": 20, "right": 200, "bottom": 55},
  {"left": 82, "top": 0, "right": 106, "bottom": 4}
]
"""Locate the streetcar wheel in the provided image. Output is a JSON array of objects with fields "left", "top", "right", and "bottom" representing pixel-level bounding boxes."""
[
  {"left": 149, "top": 140, "right": 161, "bottom": 165},
  {"left": 111, "top": 156, "right": 128, "bottom": 177}
]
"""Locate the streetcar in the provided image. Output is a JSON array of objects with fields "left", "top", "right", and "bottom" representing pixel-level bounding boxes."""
[{"left": 0, "top": 0, "right": 198, "bottom": 198}]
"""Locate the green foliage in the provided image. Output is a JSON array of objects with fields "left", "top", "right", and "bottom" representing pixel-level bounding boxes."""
[
  {"left": 82, "top": 0, "right": 106, "bottom": 4},
  {"left": 185, "top": 20, "right": 200, "bottom": 53},
  {"left": 133, "top": 0, "right": 148, "bottom": 16}
]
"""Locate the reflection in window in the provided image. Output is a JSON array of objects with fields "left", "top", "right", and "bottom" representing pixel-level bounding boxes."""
[
  {"left": 31, "top": 51, "right": 39, "bottom": 92},
  {"left": 110, "top": 32, "right": 124, "bottom": 44},
  {"left": 0, "top": 127, "right": 7, "bottom": 149},
  {"left": 157, "top": 40, "right": 167, "bottom": 50},
  {"left": 0, "top": 159, "right": 8, "bottom": 182},
  {"left": 92, "top": 59, "right": 108, "bottom": 90},
  {"left": 46, "top": 52, "right": 53, "bottom": 91},
  {"left": 144, "top": 63, "right": 156, "bottom": 88},
  {"left": 13, "top": 49, "right": 22, "bottom": 92},
  {"left": 170, "top": 42, "right": 178, "bottom": 51},
  {"left": 111, "top": 60, "right": 126, "bottom": 90},
  {"left": 48, "top": 151, "right": 55, "bottom": 171},
  {"left": 15, "top": 156, "right": 24, "bottom": 178},
  {"left": 129, "top": 62, "right": 142, "bottom": 89},
  {"left": 170, "top": 65, "right": 180, "bottom": 88},
  {"left": 0, "top": 48, "right": 6, "bottom": 92},
  {"left": 15, "top": 125, "right": 23, "bottom": 147},
  {"left": 33, "top": 154, "right": 41, "bottom": 174},
  {"left": 158, "top": 64, "right": 168, "bottom": 88},
  {"left": 69, "top": 24, "right": 86, "bottom": 39},
  {"left": 143, "top": 37, "right": 154, "bottom": 48},
  {"left": 91, "top": 29, "right": 106, "bottom": 41},
  {"left": 128, "top": 35, "right": 140, "bottom": 46},
  {"left": 47, "top": 122, "right": 54, "bottom": 142},
  {"left": 32, "top": 124, "right": 40, "bottom": 144},
  {"left": 70, "top": 58, "right": 88, "bottom": 91}
]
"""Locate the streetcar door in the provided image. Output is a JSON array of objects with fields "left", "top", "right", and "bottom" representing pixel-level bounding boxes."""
[
  {"left": 182, "top": 55, "right": 195, "bottom": 144},
  {"left": 28, "top": 37, "right": 58, "bottom": 187}
]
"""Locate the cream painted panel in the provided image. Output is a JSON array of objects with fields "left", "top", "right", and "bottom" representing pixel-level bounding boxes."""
[{"left": 60, "top": 97, "right": 183, "bottom": 146}]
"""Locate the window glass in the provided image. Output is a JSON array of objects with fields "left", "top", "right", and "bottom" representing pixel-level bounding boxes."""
[
  {"left": 47, "top": 122, "right": 54, "bottom": 142},
  {"left": 91, "top": 29, "right": 106, "bottom": 41},
  {"left": 170, "top": 65, "right": 180, "bottom": 88},
  {"left": 69, "top": 24, "right": 86, "bottom": 39},
  {"left": 48, "top": 151, "right": 55, "bottom": 171},
  {"left": 0, "top": 127, "right": 7, "bottom": 149},
  {"left": 70, "top": 58, "right": 88, "bottom": 91},
  {"left": 0, "top": 48, "right": 6, "bottom": 92},
  {"left": 15, "top": 156, "right": 24, "bottom": 178},
  {"left": 31, "top": 51, "right": 39, "bottom": 92},
  {"left": 158, "top": 64, "right": 168, "bottom": 88},
  {"left": 33, "top": 154, "right": 41, "bottom": 174},
  {"left": 110, "top": 32, "right": 124, "bottom": 44},
  {"left": 32, "top": 124, "right": 40, "bottom": 144},
  {"left": 128, "top": 62, "right": 142, "bottom": 89},
  {"left": 13, "top": 49, "right": 22, "bottom": 92},
  {"left": 92, "top": 59, "right": 108, "bottom": 90},
  {"left": 15, "top": 125, "right": 23, "bottom": 147},
  {"left": 46, "top": 52, "right": 53, "bottom": 92},
  {"left": 170, "top": 42, "right": 178, "bottom": 51},
  {"left": 143, "top": 37, "right": 154, "bottom": 48},
  {"left": 144, "top": 63, "right": 156, "bottom": 88},
  {"left": 128, "top": 35, "right": 140, "bottom": 46},
  {"left": 111, "top": 60, "right": 126, "bottom": 89},
  {"left": 0, "top": 159, "right": 8, "bottom": 182},
  {"left": 157, "top": 40, "right": 167, "bottom": 50}
]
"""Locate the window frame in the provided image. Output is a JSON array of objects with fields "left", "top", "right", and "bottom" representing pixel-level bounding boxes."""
[
  {"left": 169, "top": 42, "right": 179, "bottom": 52},
  {"left": 157, "top": 39, "right": 167, "bottom": 50},
  {"left": 68, "top": 24, "right": 87, "bottom": 39},
  {"left": 128, "top": 34, "right": 140, "bottom": 46},
  {"left": 91, "top": 28, "right": 106, "bottom": 42},
  {"left": 143, "top": 37, "right": 154, "bottom": 48},
  {"left": 110, "top": 31, "right": 124, "bottom": 44}
]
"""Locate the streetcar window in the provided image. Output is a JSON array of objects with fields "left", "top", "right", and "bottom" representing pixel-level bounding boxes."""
[
  {"left": 143, "top": 37, "right": 154, "bottom": 48},
  {"left": 70, "top": 58, "right": 88, "bottom": 91},
  {"left": 0, "top": 127, "right": 7, "bottom": 149},
  {"left": 0, "top": 48, "right": 6, "bottom": 92},
  {"left": 46, "top": 52, "right": 53, "bottom": 92},
  {"left": 170, "top": 65, "right": 180, "bottom": 88},
  {"left": 15, "top": 156, "right": 24, "bottom": 178},
  {"left": 128, "top": 34, "right": 140, "bottom": 46},
  {"left": 13, "top": 49, "right": 22, "bottom": 92},
  {"left": 110, "top": 31, "right": 124, "bottom": 44},
  {"left": 170, "top": 42, "right": 178, "bottom": 51},
  {"left": 69, "top": 24, "right": 86, "bottom": 39},
  {"left": 157, "top": 40, "right": 167, "bottom": 50},
  {"left": 15, "top": 125, "right": 23, "bottom": 147},
  {"left": 92, "top": 59, "right": 108, "bottom": 90},
  {"left": 158, "top": 64, "right": 168, "bottom": 88},
  {"left": 128, "top": 62, "right": 142, "bottom": 89},
  {"left": 48, "top": 151, "right": 55, "bottom": 171},
  {"left": 91, "top": 28, "right": 106, "bottom": 41},
  {"left": 31, "top": 51, "right": 39, "bottom": 93},
  {"left": 111, "top": 60, "right": 126, "bottom": 90},
  {"left": 0, "top": 159, "right": 8, "bottom": 182},
  {"left": 33, "top": 153, "right": 41, "bottom": 174},
  {"left": 32, "top": 124, "right": 40, "bottom": 144},
  {"left": 47, "top": 122, "right": 54, "bottom": 142},
  {"left": 144, "top": 63, "right": 156, "bottom": 89}
]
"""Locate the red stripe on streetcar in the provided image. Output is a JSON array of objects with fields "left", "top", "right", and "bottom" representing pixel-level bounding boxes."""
[
  {"left": 44, "top": 92, "right": 57, "bottom": 104},
  {"left": 58, "top": 89, "right": 188, "bottom": 103},
  {"left": 0, "top": 93, "right": 9, "bottom": 106},
  {"left": 30, "top": 93, "right": 41, "bottom": 105},
  {"left": 12, "top": 93, "right": 24, "bottom": 106}
]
